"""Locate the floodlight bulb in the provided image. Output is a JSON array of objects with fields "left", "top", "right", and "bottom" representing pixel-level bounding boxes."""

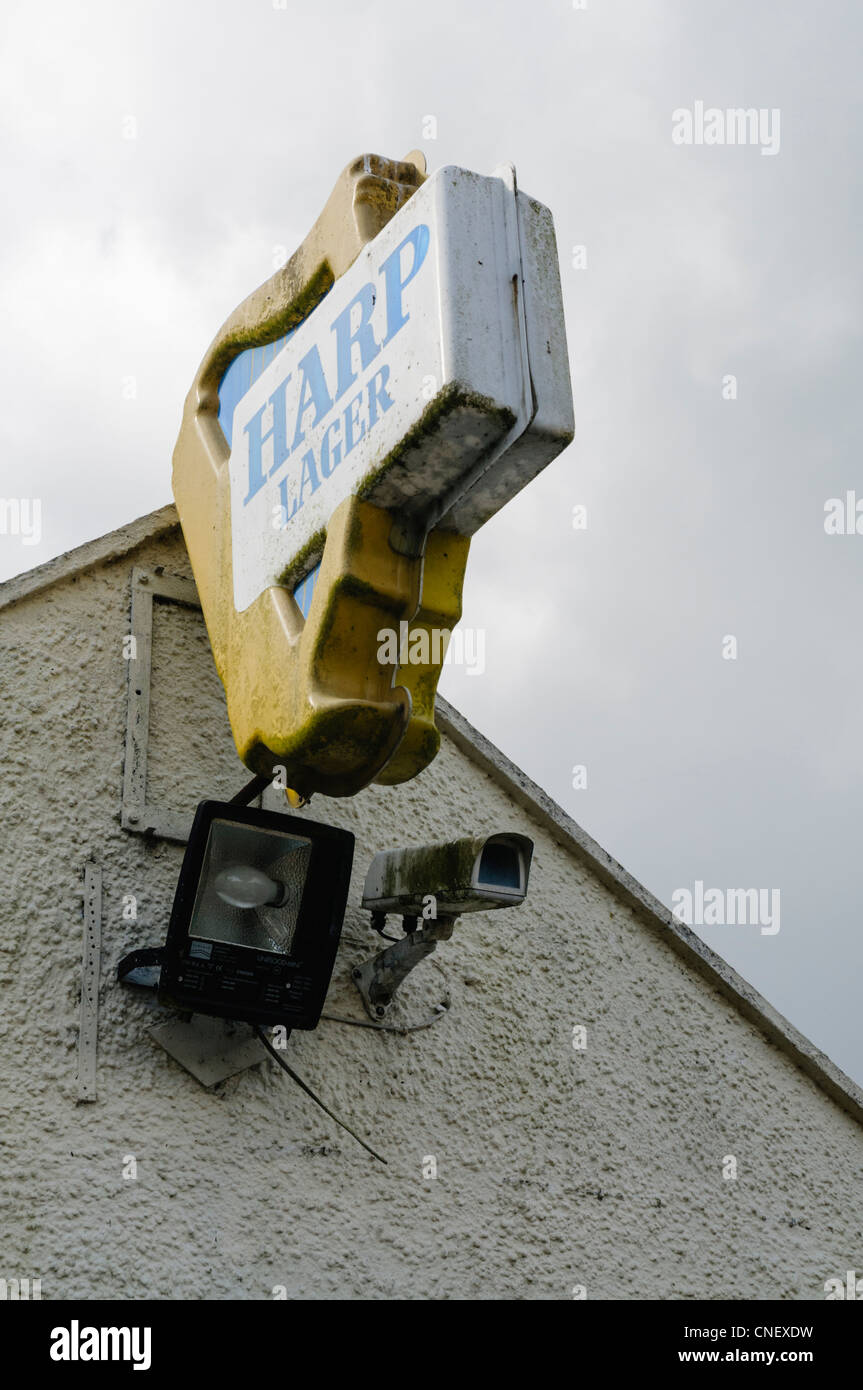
[{"left": 213, "top": 864, "right": 285, "bottom": 910}]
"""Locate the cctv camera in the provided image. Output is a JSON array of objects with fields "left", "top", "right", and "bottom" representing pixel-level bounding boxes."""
[{"left": 361, "top": 833, "right": 533, "bottom": 920}]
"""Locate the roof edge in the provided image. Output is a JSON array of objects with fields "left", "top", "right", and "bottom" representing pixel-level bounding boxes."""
[
  {"left": 435, "top": 695, "right": 863, "bottom": 1130},
  {"left": 0, "top": 503, "right": 180, "bottom": 613}
]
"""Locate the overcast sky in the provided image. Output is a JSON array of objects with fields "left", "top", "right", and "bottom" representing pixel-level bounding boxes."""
[{"left": 2, "top": 0, "right": 862, "bottom": 1083}]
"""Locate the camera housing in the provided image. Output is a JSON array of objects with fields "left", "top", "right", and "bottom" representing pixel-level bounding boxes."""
[{"left": 361, "top": 833, "right": 533, "bottom": 919}]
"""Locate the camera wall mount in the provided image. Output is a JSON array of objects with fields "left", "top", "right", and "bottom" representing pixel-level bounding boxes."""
[{"left": 352, "top": 916, "right": 456, "bottom": 1019}]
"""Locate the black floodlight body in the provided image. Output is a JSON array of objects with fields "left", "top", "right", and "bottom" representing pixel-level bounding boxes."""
[
  {"left": 361, "top": 833, "right": 534, "bottom": 919},
  {"left": 159, "top": 800, "right": 354, "bottom": 1029}
]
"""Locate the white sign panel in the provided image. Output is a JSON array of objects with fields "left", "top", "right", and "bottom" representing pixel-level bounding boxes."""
[{"left": 228, "top": 164, "right": 573, "bottom": 613}]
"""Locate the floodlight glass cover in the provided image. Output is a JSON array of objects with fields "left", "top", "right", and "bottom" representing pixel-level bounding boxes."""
[
  {"left": 159, "top": 800, "right": 354, "bottom": 1028},
  {"left": 190, "top": 819, "right": 311, "bottom": 952}
]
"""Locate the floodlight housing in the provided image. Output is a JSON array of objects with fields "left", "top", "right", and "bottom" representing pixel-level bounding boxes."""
[{"left": 158, "top": 800, "right": 354, "bottom": 1028}]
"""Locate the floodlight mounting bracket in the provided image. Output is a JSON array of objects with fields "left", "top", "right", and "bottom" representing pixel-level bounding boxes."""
[{"left": 353, "top": 916, "right": 456, "bottom": 1019}]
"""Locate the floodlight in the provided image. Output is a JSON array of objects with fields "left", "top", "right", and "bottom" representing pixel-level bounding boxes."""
[{"left": 157, "top": 800, "right": 354, "bottom": 1029}]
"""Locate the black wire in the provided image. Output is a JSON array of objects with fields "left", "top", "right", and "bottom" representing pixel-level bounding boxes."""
[
  {"left": 321, "top": 1004, "right": 449, "bottom": 1033},
  {"left": 255, "top": 1025, "right": 387, "bottom": 1165},
  {"left": 372, "top": 924, "right": 401, "bottom": 942},
  {"left": 370, "top": 912, "right": 400, "bottom": 943}
]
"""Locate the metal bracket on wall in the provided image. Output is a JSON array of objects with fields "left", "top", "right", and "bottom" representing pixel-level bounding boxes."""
[
  {"left": 121, "top": 566, "right": 202, "bottom": 844},
  {"left": 77, "top": 863, "right": 102, "bottom": 1102},
  {"left": 353, "top": 917, "right": 456, "bottom": 1019},
  {"left": 149, "top": 1015, "right": 268, "bottom": 1088}
]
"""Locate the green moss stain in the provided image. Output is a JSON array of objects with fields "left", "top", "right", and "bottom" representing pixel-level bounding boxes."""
[
  {"left": 207, "top": 261, "right": 335, "bottom": 398},
  {"left": 277, "top": 527, "right": 327, "bottom": 593},
  {"left": 379, "top": 837, "right": 482, "bottom": 902},
  {"left": 357, "top": 383, "right": 516, "bottom": 502}
]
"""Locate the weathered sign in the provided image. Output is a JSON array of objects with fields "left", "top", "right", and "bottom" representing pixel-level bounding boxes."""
[
  {"left": 172, "top": 152, "right": 572, "bottom": 798},
  {"left": 228, "top": 162, "right": 572, "bottom": 613}
]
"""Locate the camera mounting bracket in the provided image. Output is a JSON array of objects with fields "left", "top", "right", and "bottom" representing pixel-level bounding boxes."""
[{"left": 352, "top": 917, "right": 456, "bottom": 1019}]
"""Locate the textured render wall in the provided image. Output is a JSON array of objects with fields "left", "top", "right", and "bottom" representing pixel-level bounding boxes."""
[{"left": 1, "top": 526, "right": 862, "bottom": 1302}]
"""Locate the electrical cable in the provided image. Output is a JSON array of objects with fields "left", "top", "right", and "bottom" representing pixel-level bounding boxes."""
[
  {"left": 371, "top": 921, "right": 401, "bottom": 943},
  {"left": 320, "top": 1004, "right": 449, "bottom": 1034},
  {"left": 255, "top": 1024, "right": 388, "bottom": 1165}
]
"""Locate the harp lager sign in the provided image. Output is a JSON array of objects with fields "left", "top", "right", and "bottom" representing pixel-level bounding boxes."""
[
  {"left": 228, "top": 162, "right": 572, "bottom": 610},
  {"left": 173, "top": 155, "right": 573, "bottom": 798}
]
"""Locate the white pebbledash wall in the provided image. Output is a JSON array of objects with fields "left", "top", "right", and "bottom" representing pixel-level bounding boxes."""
[{"left": 1, "top": 507, "right": 862, "bottom": 1302}]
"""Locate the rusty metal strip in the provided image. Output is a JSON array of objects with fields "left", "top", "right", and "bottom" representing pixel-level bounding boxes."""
[
  {"left": 77, "top": 863, "right": 102, "bottom": 1102},
  {"left": 121, "top": 567, "right": 200, "bottom": 844}
]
